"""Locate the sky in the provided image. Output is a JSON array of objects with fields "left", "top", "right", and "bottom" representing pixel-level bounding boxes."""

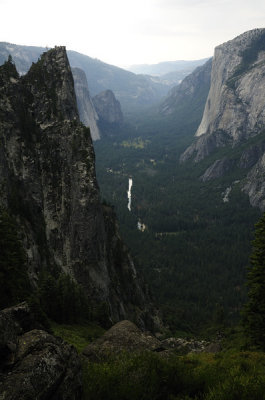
[{"left": 1, "top": 0, "right": 265, "bottom": 67}]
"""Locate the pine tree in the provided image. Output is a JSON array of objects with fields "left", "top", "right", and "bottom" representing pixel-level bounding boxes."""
[
  {"left": 243, "top": 213, "right": 265, "bottom": 349},
  {"left": 0, "top": 208, "right": 30, "bottom": 308}
]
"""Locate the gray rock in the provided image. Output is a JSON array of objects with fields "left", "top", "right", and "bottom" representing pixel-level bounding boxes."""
[
  {"left": 243, "top": 152, "right": 265, "bottom": 210},
  {"left": 180, "top": 28, "right": 265, "bottom": 210},
  {"left": 0, "top": 303, "right": 82, "bottom": 400},
  {"left": 83, "top": 320, "right": 163, "bottom": 360},
  {"left": 182, "top": 28, "right": 265, "bottom": 162},
  {"left": 82, "top": 320, "right": 221, "bottom": 361},
  {"left": 200, "top": 158, "right": 235, "bottom": 181},
  {"left": 161, "top": 337, "right": 211, "bottom": 354},
  {"left": 72, "top": 67, "right": 101, "bottom": 141},
  {"left": 93, "top": 89, "right": 123, "bottom": 126},
  {"left": 0, "top": 47, "right": 159, "bottom": 330},
  {"left": 196, "top": 28, "right": 265, "bottom": 142},
  {"left": 180, "top": 130, "right": 231, "bottom": 163},
  {"left": 238, "top": 141, "right": 265, "bottom": 169},
  {"left": 0, "top": 302, "right": 35, "bottom": 369}
]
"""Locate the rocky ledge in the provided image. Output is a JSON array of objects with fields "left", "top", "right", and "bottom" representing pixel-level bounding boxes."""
[
  {"left": 82, "top": 320, "right": 221, "bottom": 361},
  {"left": 0, "top": 303, "right": 82, "bottom": 400}
]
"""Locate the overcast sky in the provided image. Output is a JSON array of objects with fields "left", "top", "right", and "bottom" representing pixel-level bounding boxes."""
[{"left": 1, "top": 0, "right": 265, "bottom": 67}]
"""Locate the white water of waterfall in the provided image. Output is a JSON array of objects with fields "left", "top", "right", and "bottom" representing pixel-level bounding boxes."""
[{"left": 127, "top": 178, "right": 133, "bottom": 211}]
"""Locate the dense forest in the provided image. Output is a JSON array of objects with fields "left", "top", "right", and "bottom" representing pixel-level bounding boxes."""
[{"left": 94, "top": 107, "right": 262, "bottom": 334}]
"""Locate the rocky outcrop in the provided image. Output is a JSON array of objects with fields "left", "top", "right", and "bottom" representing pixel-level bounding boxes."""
[
  {"left": 243, "top": 153, "right": 265, "bottom": 210},
  {"left": 0, "top": 47, "right": 159, "bottom": 330},
  {"left": 200, "top": 158, "right": 236, "bottom": 182},
  {"left": 72, "top": 67, "right": 100, "bottom": 141},
  {"left": 238, "top": 140, "right": 265, "bottom": 169},
  {"left": 160, "top": 337, "right": 221, "bottom": 354},
  {"left": 180, "top": 130, "right": 232, "bottom": 163},
  {"left": 93, "top": 89, "right": 123, "bottom": 127},
  {"left": 0, "top": 303, "right": 82, "bottom": 400},
  {"left": 160, "top": 58, "right": 212, "bottom": 116},
  {"left": 82, "top": 320, "right": 221, "bottom": 361},
  {"left": 83, "top": 320, "right": 163, "bottom": 360},
  {"left": 181, "top": 29, "right": 265, "bottom": 162}
]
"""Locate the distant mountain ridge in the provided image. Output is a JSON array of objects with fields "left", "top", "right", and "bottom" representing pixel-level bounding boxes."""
[
  {"left": 0, "top": 42, "right": 186, "bottom": 113},
  {"left": 127, "top": 58, "right": 210, "bottom": 76}
]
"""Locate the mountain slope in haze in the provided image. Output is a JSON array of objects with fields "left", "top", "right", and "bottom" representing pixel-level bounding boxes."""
[
  {"left": 0, "top": 42, "right": 174, "bottom": 113},
  {"left": 67, "top": 50, "right": 171, "bottom": 111},
  {"left": 159, "top": 58, "right": 212, "bottom": 129},
  {"left": 126, "top": 57, "right": 211, "bottom": 138},
  {"left": 127, "top": 58, "right": 210, "bottom": 76},
  {"left": 180, "top": 28, "right": 265, "bottom": 211},
  {"left": 0, "top": 47, "right": 159, "bottom": 330}
]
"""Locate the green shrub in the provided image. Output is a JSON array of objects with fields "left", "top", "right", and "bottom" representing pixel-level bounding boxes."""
[
  {"left": 81, "top": 350, "right": 265, "bottom": 400},
  {"left": 51, "top": 322, "right": 105, "bottom": 353},
  {"left": 82, "top": 352, "right": 206, "bottom": 400}
]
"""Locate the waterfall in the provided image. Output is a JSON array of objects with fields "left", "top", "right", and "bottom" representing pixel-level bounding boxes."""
[{"left": 127, "top": 178, "right": 133, "bottom": 211}]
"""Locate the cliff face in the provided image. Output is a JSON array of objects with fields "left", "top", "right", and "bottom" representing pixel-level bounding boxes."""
[
  {"left": 159, "top": 58, "right": 212, "bottom": 117},
  {"left": 0, "top": 47, "right": 158, "bottom": 329},
  {"left": 181, "top": 28, "right": 265, "bottom": 163},
  {"left": 178, "top": 29, "right": 265, "bottom": 211},
  {"left": 92, "top": 89, "right": 124, "bottom": 136},
  {"left": 93, "top": 90, "right": 123, "bottom": 124},
  {"left": 72, "top": 67, "right": 101, "bottom": 141},
  {"left": 242, "top": 154, "right": 265, "bottom": 210}
]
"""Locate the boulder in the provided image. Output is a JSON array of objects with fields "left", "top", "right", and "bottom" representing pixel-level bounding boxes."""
[
  {"left": 0, "top": 303, "right": 82, "bottom": 400},
  {"left": 82, "top": 320, "right": 163, "bottom": 360}
]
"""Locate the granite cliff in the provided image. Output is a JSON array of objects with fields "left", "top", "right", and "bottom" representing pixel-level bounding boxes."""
[
  {"left": 72, "top": 67, "right": 100, "bottom": 141},
  {"left": 181, "top": 28, "right": 265, "bottom": 163},
  {"left": 0, "top": 47, "right": 159, "bottom": 330},
  {"left": 180, "top": 28, "right": 265, "bottom": 211},
  {"left": 93, "top": 89, "right": 123, "bottom": 135}
]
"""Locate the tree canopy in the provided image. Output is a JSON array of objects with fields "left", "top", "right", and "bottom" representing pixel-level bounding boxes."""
[{"left": 243, "top": 213, "right": 265, "bottom": 348}]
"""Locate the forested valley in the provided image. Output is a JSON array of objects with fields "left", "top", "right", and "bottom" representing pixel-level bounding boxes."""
[
  {"left": 2, "top": 32, "right": 265, "bottom": 399},
  {"left": 94, "top": 106, "right": 262, "bottom": 334}
]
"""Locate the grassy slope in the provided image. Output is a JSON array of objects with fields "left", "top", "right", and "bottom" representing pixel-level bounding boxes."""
[{"left": 52, "top": 321, "right": 265, "bottom": 400}]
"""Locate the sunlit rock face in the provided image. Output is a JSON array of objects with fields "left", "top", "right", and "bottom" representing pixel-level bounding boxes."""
[
  {"left": 181, "top": 28, "right": 265, "bottom": 163},
  {"left": 0, "top": 47, "right": 159, "bottom": 330},
  {"left": 72, "top": 67, "right": 101, "bottom": 141},
  {"left": 179, "top": 29, "right": 265, "bottom": 211}
]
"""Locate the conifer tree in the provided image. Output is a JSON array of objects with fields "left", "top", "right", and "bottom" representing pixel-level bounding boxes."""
[
  {"left": 243, "top": 213, "right": 265, "bottom": 349},
  {"left": 0, "top": 208, "right": 30, "bottom": 308}
]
